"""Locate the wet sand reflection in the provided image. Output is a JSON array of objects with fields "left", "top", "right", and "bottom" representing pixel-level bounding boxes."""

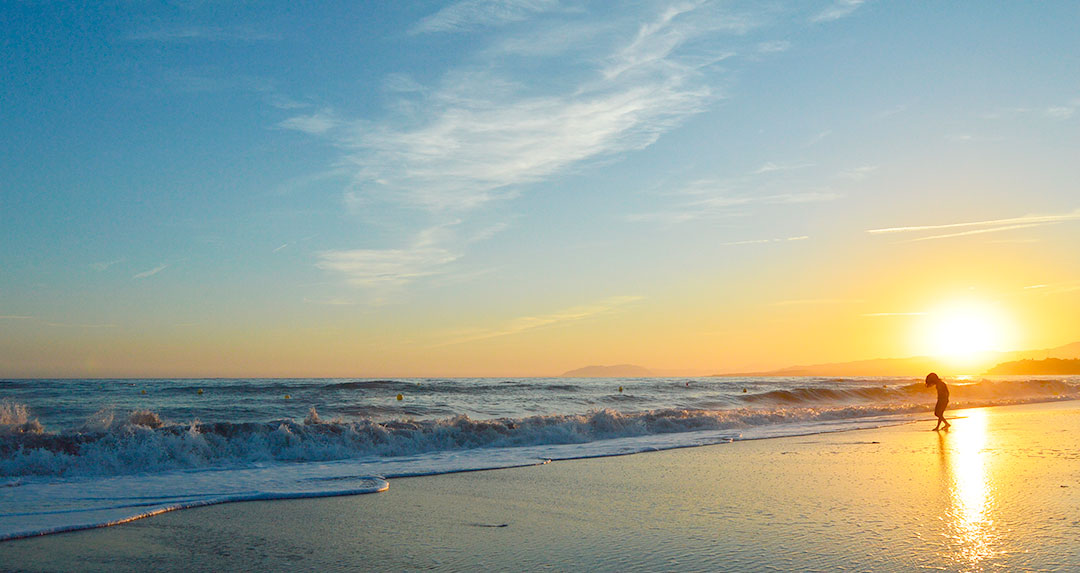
[{"left": 937, "top": 409, "right": 1000, "bottom": 568}]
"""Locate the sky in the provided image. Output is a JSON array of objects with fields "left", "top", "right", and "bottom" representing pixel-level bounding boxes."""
[{"left": 2, "top": 1, "right": 1079, "bottom": 378}]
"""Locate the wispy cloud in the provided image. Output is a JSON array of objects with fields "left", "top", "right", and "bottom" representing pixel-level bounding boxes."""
[
  {"left": 867, "top": 210, "right": 1080, "bottom": 241},
  {"left": 127, "top": 26, "right": 280, "bottom": 43},
  {"left": 433, "top": 295, "right": 642, "bottom": 346},
  {"left": 265, "top": 93, "right": 309, "bottom": 110},
  {"left": 807, "top": 129, "right": 832, "bottom": 146},
  {"left": 811, "top": 0, "right": 866, "bottom": 23},
  {"left": 411, "top": 0, "right": 561, "bottom": 34},
  {"left": 876, "top": 104, "right": 908, "bottom": 119},
  {"left": 293, "top": 3, "right": 730, "bottom": 213},
  {"left": 627, "top": 176, "right": 840, "bottom": 223},
  {"left": 719, "top": 235, "right": 808, "bottom": 247},
  {"left": 1021, "top": 282, "right": 1080, "bottom": 296},
  {"left": 90, "top": 258, "right": 125, "bottom": 271},
  {"left": 316, "top": 219, "right": 511, "bottom": 291},
  {"left": 1, "top": 315, "right": 118, "bottom": 328},
  {"left": 302, "top": 297, "right": 357, "bottom": 306},
  {"left": 862, "top": 312, "right": 926, "bottom": 317},
  {"left": 383, "top": 73, "right": 427, "bottom": 94},
  {"left": 43, "top": 321, "right": 119, "bottom": 329},
  {"left": 836, "top": 165, "right": 878, "bottom": 180},
  {"left": 292, "top": 2, "right": 753, "bottom": 291},
  {"left": 1045, "top": 106, "right": 1075, "bottom": 120},
  {"left": 988, "top": 237, "right": 1041, "bottom": 244},
  {"left": 945, "top": 133, "right": 1004, "bottom": 143},
  {"left": 770, "top": 297, "right": 862, "bottom": 306},
  {"left": 133, "top": 264, "right": 168, "bottom": 279},
  {"left": 900, "top": 223, "right": 1046, "bottom": 242},
  {"left": 983, "top": 99, "right": 1079, "bottom": 122},
  {"left": 278, "top": 111, "right": 339, "bottom": 135},
  {"left": 756, "top": 40, "right": 791, "bottom": 54},
  {"left": 316, "top": 246, "right": 460, "bottom": 288},
  {"left": 751, "top": 161, "right": 814, "bottom": 175}
]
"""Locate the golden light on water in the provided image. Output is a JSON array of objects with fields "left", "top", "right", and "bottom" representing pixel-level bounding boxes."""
[{"left": 939, "top": 409, "right": 1000, "bottom": 567}]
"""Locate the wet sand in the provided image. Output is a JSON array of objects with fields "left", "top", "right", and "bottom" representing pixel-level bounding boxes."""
[{"left": 3, "top": 400, "right": 1079, "bottom": 571}]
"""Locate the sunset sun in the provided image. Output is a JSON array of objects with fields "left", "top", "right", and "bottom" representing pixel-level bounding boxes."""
[{"left": 925, "top": 303, "right": 1009, "bottom": 360}]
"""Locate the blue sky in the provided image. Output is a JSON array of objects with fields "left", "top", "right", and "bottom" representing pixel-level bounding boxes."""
[{"left": 2, "top": 1, "right": 1079, "bottom": 377}]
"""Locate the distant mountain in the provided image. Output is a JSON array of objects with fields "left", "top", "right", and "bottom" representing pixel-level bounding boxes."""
[
  {"left": 562, "top": 364, "right": 654, "bottom": 377},
  {"left": 714, "top": 341, "right": 1080, "bottom": 377},
  {"left": 716, "top": 356, "right": 949, "bottom": 377},
  {"left": 985, "top": 358, "right": 1080, "bottom": 375},
  {"left": 1009, "top": 341, "right": 1080, "bottom": 360}
]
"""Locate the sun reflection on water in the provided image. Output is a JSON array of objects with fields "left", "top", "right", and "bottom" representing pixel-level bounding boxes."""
[{"left": 939, "top": 409, "right": 999, "bottom": 568}]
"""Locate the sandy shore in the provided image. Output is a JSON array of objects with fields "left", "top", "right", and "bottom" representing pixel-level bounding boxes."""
[{"left": 3, "top": 400, "right": 1079, "bottom": 571}]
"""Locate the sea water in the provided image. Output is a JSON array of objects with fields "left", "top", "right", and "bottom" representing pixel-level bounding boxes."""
[{"left": 2, "top": 376, "right": 1078, "bottom": 540}]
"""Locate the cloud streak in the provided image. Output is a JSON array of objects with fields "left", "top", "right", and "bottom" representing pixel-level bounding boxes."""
[
  {"left": 862, "top": 312, "right": 926, "bottom": 317},
  {"left": 770, "top": 298, "right": 862, "bottom": 307},
  {"left": 316, "top": 246, "right": 460, "bottom": 288},
  {"left": 278, "top": 112, "right": 338, "bottom": 135},
  {"left": 433, "top": 295, "right": 642, "bottom": 346},
  {"left": 133, "top": 264, "right": 168, "bottom": 279},
  {"left": 867, "top": 210, "right": 1080, "bottom": 241},
  {"left": 627, "top": 176, "right": 840, "bottom": 223},
  {"left": 127, "top": 26, "right": 280, "bottom": 43},
  {"left": 42, "top": 321, "right": 119, "bottom": 329},
  {"left": 751, "top": 161, "right": 815, "bottom": 175},
  {"left": 718, "top": 235, "right": 809, "bottom": 247},
  {"left": 411, "top": 0, "right": 560, "bottom": 34},
  {"left": 812, "top": 0, "right": 866, "bottom": 23},
  {"left": 1021, "top": 281, "right": 1080, "bottom": 296},
  {"left": 90, "top": 258, "right": 125, "bottom": 271}
]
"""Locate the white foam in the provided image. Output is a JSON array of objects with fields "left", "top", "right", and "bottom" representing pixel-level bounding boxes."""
[
  {"left": 0, "top": 467, "right": 387, "bottom": 541},
  {"left": 0, "top": 411, "right": 911, "bottom": 541},
  {"left": 3, "top": 377, "right": 1079, "bottom": 542}
]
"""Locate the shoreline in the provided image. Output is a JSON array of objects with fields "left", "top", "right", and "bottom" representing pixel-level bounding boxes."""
[{"left": 4, "top": 399, "right": 1080, "bottom": 571}]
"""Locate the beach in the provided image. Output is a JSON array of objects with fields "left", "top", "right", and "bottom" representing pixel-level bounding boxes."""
[{"left": 3, "top": 399, "right": 1078, "bottom": 571}]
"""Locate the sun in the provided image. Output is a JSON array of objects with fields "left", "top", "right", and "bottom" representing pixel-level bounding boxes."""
[{"left": 923, "top": 302, "right": 1009, "bottom": 360}]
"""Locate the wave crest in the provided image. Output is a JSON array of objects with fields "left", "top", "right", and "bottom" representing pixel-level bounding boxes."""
[{"left": 2, "top": 378, "right": 1077, "bottom": 479}]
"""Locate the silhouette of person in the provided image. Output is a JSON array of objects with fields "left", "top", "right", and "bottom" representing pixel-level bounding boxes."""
[{"left": 925, "top": 372, "right": 950, "bottom": 430}]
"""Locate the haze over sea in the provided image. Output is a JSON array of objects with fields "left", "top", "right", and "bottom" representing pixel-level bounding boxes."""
[{"left": 3, "top": 375, "right": 1078, "bottom": 540}]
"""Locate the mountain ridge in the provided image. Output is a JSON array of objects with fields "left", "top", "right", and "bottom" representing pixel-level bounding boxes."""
[
  {"left": 712, "top": 341, "right": 1080, "bottom": 377},
  {"left": 561, "top": 364, "right": 655, "bottom": 377}
]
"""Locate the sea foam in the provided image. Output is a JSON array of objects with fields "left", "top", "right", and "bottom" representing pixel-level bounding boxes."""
[{"left": 2, "top": 376, "right": 1078, "bottom": 541}]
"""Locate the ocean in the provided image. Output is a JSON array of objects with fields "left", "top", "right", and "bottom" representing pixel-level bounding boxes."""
[{"left": 2, "top": 375, "right": 1078, "bottom": 540}]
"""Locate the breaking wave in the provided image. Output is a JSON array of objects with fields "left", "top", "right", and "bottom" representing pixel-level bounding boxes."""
[{"left": 3, "top": 377, "right": 1077, "bottom": 479}]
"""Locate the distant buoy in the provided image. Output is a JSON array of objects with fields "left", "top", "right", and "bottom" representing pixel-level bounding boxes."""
[
  {"left": 197, "top": 388, "right": 203, "bottom": 395},
  {"left": 742, "top": 388, "right": 747, "bottom": 393},
  {"left": 396, "top": 393, "right": 404, "bottom": 401},
  {"left": 141, "top": 389, "right": 146, "bottom": 395},
  {"left": 284, "top": 394, "right": 291, "bottom": 399},
  {"left": 618, "top": 386, "right": 623, "bottom": 393}
]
